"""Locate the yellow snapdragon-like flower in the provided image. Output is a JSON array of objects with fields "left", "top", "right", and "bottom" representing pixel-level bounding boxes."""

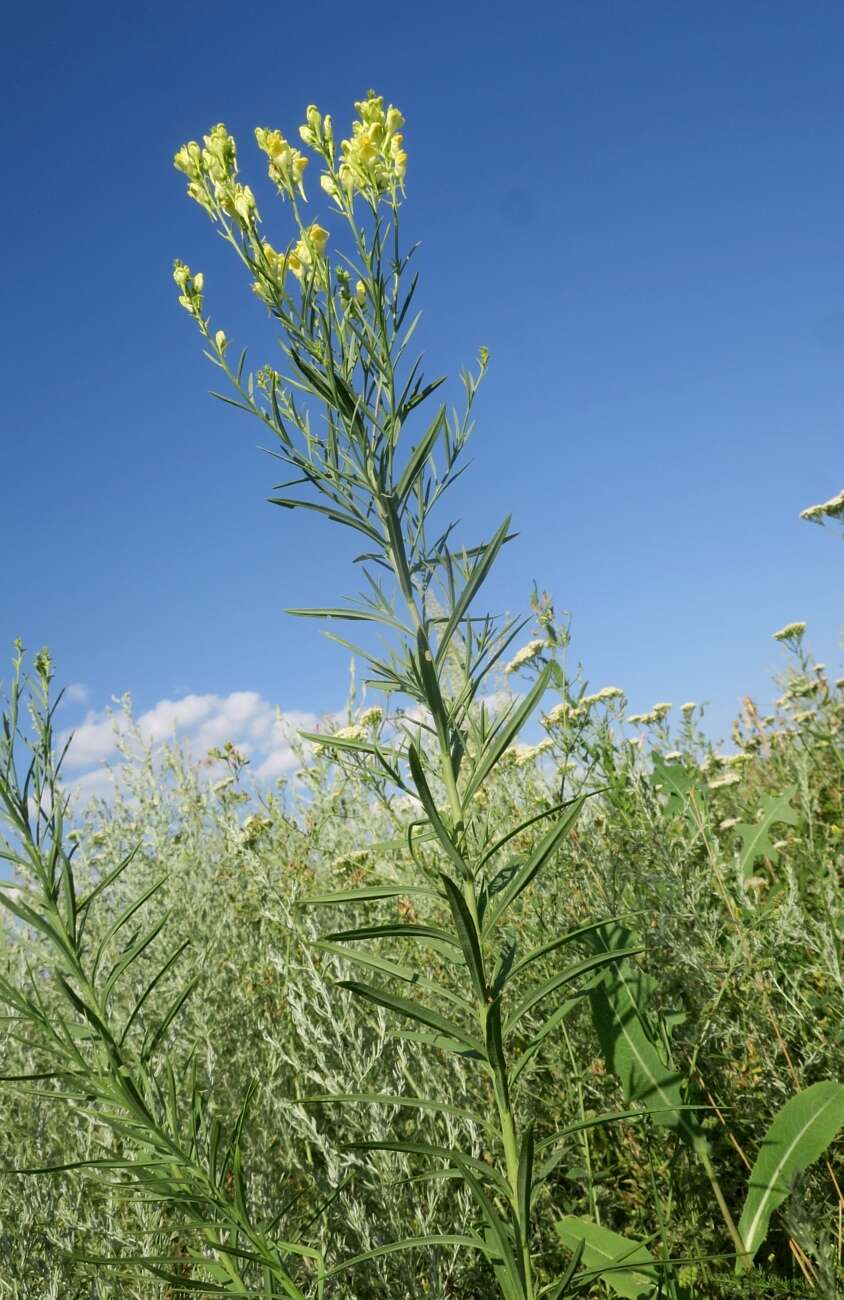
[
  {"left": 174, "top": 124, "right": 239, "bottom": 217},
  {"left": 220, "top": 183, "right": 258, "bottom": 226},
  {"left": 306, "top": 222, "right": 329, "bottom": 255},
  {"left": 333, "top": 91, "right": 408, "bottom": 199},
  {"left": 255, "top": 127, "right": 309, "bottom": 199}
]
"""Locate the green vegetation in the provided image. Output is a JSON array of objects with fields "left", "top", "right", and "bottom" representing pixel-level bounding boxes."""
[{"left": 0, "top": 91, "right": 841, "bottom": 1298}]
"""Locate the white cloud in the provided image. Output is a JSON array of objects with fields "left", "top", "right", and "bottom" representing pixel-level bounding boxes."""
[
  {"left": 61, "top": 690, "right": 324, "bottom": 800},
  {"left": 63, "top": 683, "right": 91, "bottom": 705}
]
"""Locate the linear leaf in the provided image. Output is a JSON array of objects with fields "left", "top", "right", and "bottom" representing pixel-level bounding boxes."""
[
  {"left": 440, "top": 874, "right": 486, "bottom": 1000},
  {"left": 314, "top": 940, "right": 470, "bottom": 1009},
  {"left": 465, "top": 661, "right": 553, "bottom": 801},
  {"left": 483, "top": 797, "right": 584, "bottom": 932},
  {"left": 301, "top": 884, "right": 438, "bottom": 907},
  {"left": 301, "top": 1092, "right": 483, "bottom": 1126},
  {"left": 323, "top": 1235, "right": 490, "bottom": 1280},
  {"left": 435, "top": 516, "right": 512, "bottom": 665},
  {"left": 338, "top": 980, "right": 483, "bottom": 1053},
  {"left": 506, "top": 948, "right": 641, "bottom": 1036},
  {"left": 407, "top": 743, "right": 465, "bottom": 873}
]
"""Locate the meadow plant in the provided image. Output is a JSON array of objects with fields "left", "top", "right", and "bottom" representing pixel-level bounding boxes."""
[{"left": 0, "top": 91, "right": 842, "bottom": 1300}]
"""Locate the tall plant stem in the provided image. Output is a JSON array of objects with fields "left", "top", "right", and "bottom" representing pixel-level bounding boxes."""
[{"left": 389, "top": 527, "right": 536, "bottom": 1298}]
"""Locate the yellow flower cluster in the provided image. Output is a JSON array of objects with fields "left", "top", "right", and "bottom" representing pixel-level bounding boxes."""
[
  {"left": 253, "top": 223, "right": 330, "bottom": 302},
  {"left": 324, "top": 92, "right": 406, "bottom": 199},
  {"left": 172, "top": 260, "right": 204, "bottom": 317},
  {"left": 174, "top": 124, "right": 260, "bottom": 229},
  {"left": 254, "top": 127, "right": 309, "bottom": 200},
  {"left": 298, "top": 104, "right": 334, "bottom": 156}
]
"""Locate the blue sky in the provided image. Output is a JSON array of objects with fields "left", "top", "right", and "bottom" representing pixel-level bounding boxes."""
[{"left": 2, "top": 0, "right": 843, "bottom": 789}]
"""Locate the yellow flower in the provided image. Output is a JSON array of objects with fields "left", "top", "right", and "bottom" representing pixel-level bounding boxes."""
[
  {"left": 385, "top": 107, "right": 404, "bottom": 133},
  {"left": 354, "top": 279, "right": 366, "bottom": 303},
  {"left": 306, "top": 223, "right": 329, "bottom": 255},
  {"left": 255, "top": 127, "right": 309, "bottom": 197},
  {"left": 233, "top": 184, "right": 257, "bottom": 223}
]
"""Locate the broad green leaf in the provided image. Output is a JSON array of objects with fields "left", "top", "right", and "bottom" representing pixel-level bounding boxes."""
[
  {"left": 735, "top": 787, "right": 800, "bottom": 879},
  {"left": 737, "top": 1081, "right": 844, "bottom": 1266},
  {"left": 555, "top": 1217, "right": 657, "bottom": 1298},
  {"left": 651, "top": 755, "right": 699, "bottom": 818},
  {"left": 587, "top": 925, "right": 706, "bottom": 1151}
]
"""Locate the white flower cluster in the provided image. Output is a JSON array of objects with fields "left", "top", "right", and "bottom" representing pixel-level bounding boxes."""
[
  {"left": 772, "top": 621, "right": 806, "bottom": 643},
  {"left": 800, "top": 488, "right": 844, "bottom": 523},
  {"left": 581, "top": 686, "right": 625, "bottom": 706},
  {"left": 503, "top": 640, "right": 545, "bottom": 674}
]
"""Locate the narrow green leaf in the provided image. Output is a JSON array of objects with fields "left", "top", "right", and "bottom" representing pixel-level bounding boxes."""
[
  {"left": 483, "top": 797, "right": 584, "bottom": 932},
  {"left": 506, "top": 948, "right": 641, "bottom": 1036},
  {"left": 338, "top": 980, "right": 483, "bottom": 1053},
  {"left": 301, "top": 884, "right": 438, "bottom": 907},
  {"left": 325, "top": 923, "right": 460, "bottom": 949},
  {"left": 407, "top": 743, "right": 465, "bottom": 873},
  {"left": 92, "top": 876, "right": 167, "bottom": 981},
  {"left": 269, "top": 496, "right": 383, "bottom": 545},
  {"left": 301, "top": 1091, "right": 483, "bottom": 1126},
  {"left": 323, "top": 1235, "right": 491, "bottom": 1280},
  {"left": 436, "top": 516, "right": 512, "bottom": 666},
  {"left": 465, "top": 661, "right": 553, "bottom": 800},
  {"left": 396, "top": 404, "right": 446, "bottom": 504},
  {"left": 509, "top": 914, "right": 634, "bottom": 983},
  {"left": 517, "top": 1121, "right": 535, "bottom": 1228},
  {"left": 314, "top": 940, "right": 470, "bottom": 1010},
  {"left": 440, "top": 874, "right": 486, "bottom": 1000}
]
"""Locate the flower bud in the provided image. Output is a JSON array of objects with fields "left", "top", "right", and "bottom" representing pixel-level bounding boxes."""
[
  {"left": 215, "top": 329, "right": 227, "bottom": 351},
  {"left": 193, "top": 272, "right": 204, "bottom": 292}
]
